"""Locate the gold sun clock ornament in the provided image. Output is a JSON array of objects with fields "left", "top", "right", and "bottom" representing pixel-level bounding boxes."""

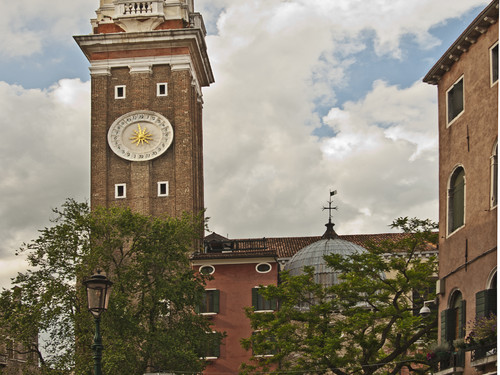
[
  {"left": 108, "top": 110, "right": 174, "bottom": 162},
  {"left": 130, "top": 124, "right": 153, "bottom": 146}
]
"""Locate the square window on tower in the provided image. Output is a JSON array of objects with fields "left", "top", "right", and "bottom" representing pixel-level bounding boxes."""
[
  {"left": 157, "top": 83, "right": 168, "bottom": 97},
  {"left": 115, "top": 183, "right": 126, "bottom": 199},
  {"left": 158, "top": 181, "right": 169, "bottom": 197},
  {"left": 115, "top": 85, "right": 126, "bottom": 99}
]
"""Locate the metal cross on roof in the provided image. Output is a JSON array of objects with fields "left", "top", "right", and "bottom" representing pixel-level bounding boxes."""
[{"left": 322, "top": 189, "right": 338, "bottom": 223}]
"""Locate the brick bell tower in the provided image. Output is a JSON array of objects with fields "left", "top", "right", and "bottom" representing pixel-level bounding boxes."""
[{"left": 74, "top": 0, "right": 213, "bottom": 218}]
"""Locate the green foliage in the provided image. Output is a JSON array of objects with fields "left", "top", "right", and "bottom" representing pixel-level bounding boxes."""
[
  {"left": 0, "top": 199, "right": 221, "bottom": 375},
  {"left": 466, "top": 313, "right": 497, "bottom": 345},
  {"left": 241, "top": 217, "right": 438, "bottom": 375}
]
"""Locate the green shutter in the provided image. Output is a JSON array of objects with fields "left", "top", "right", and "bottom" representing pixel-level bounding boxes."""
[
  {"left": 213, "top": 334, "right": 221, "bottom": 358},
  {"left": 444, "top": 308, "right": 456, "bottom": 342},
  {"left": 476, "top": 290, "right": 487, "bottom": 318},
  {"left": 458, "top": 300, "right": 466, "bottom": 338},
  {"left": 486, "top": 289, "right": 497, "bottom": 316},
  {"left": 441, "top": 310, "right": 446, "bottom": 344},
  {"left": 271, "top": 297, "right": 278, "bottom": 311},
  {"left": 476, "top": 289, "right": 497, "bottom": 318},
  {"left": 252, "top": 288, "right": 259, "bottom": 309},
  {"left": 214, "top": 289, "right": 220, "bottom": 313},
  {"left": 452, "top": 170, "right": 465, "bottom": 231}
]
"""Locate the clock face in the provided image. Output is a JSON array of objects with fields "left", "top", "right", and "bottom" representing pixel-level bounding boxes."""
[{"left": 107, "top": 110, "right": 174, "bottom": 161}]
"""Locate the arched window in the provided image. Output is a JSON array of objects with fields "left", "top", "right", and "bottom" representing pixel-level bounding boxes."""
[
  {"left": 448, "top": 167, "right": 465, "bottom": 234},
  {"left": 491, "top": 142, "right": 498, "bottom": 208},
  {"left": 442, "top": 291, "right": 466, "bottom": 343},
  {"left": 476, "top": 269, "right": 497, "bottom": 319}
]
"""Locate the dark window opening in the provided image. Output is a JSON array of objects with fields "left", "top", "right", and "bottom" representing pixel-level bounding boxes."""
[
  {"left": 447, "top": 78, "right": 464, "bottom": 123},
  {"left": 448, "top": 167, "right": 465, "bottom": 233},
  {"left": 492, "top": 44, "right": 498, "bottom": 84}
]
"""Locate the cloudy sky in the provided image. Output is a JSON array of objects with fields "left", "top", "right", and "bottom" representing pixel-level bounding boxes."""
[{"left": 0, "top": 0, "right": 491, "bottom": 287}]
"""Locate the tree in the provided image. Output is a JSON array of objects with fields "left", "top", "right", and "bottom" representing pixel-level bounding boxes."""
[
  {"left": 0, "top": 199, "right": 222, "bottom": 375},
  {"left": 241, "top": 218, "right": 438, "bottom": 375}
]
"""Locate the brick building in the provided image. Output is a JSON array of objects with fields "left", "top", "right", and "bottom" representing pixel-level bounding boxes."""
[
  {"left": 191, "top": 226, "right": 436, "bottom": 374},
  {"left": 423, "top": 1, "right": 498, "bottom": 374}
]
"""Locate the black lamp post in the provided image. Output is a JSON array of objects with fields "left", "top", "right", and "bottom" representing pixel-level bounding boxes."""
[{"left": 84, "top": 271, "right": 113, "bottom": 375}]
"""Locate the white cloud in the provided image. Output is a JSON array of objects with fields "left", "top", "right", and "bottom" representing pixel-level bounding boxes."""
[
  {"left": 199, "top": 0, "right": 488, "bottom": 58},
  {"left": 319, "top": 80, "right": 439, "bottom": 233},
  {"left": 0, "top": 79, "right": 90, "bottom": 287},
  {"left": 0, "top": 0, "right": 489, "bottom": 288},
  {"left": 0, "top": 0, "right": 95, "bottom": 58},
  {"left": 204, "top": 76, "right": 439, "bottom": 238},
  {"left": 200, "top": 0, "right": 454, "bottom": 238}
]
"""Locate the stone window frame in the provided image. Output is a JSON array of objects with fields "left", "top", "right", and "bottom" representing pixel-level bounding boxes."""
[
  {"left": 255, "top": 262, "right": 272, "bottom": 274},
  {"left": 252, "top": 286, "right": 277, "bottom": 313},
  {"left": 114, "top": 85, "right": 126, "bottom": 99},
  {"left": 198, "top": 289, "right": 220, "bottom": 315},
  {"left": 491, "top": 141, "right": 498, "bottom": 209},
  {"left": 490, "top": 41, "right": 498, "bottom": 86},
  {"left": 447, "top": 165, "right": 466, "bottom": 236},
  {"left": 446, "top": 75, "right": 465, "bottom": 126},
  {"left": 156, "top": 82, "right": 168, "bottom": 97},
  {"left": 157, "top": 181, "right": 169, "bottom": 197},
  {"left": 115, "top": 183, "right": 126, "bottom": 199}
]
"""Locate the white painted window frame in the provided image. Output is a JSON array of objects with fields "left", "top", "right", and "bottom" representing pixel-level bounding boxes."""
[
  {"left": 115, "top": 183, "right": 126, "bottom": 199},
  {"left": 156, "top": 82, "right": 168, "bottom": 96},
  {"left": 115, "top": 85, "right": 126, "bottom": 99},
  {"left": 490, "top": 41, "right": 498, "bottom": 87},
  {"left": 157, "top": 181, "right": 169, "bottom": 197},
  {"left": 446, "top": 165, "right": 466, "bottom": 237},
  {"left": 446, "top": 75, "right": 464, "bottom": 127}
]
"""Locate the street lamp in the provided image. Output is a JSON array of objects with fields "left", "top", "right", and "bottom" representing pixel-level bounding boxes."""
[{"left": 84, "top": 271, "right": 113, "bottom": 375}]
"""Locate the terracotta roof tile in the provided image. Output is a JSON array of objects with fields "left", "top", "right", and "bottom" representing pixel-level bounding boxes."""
[{"left": 192, "top": 232, "right": 437, "bottom": 261}]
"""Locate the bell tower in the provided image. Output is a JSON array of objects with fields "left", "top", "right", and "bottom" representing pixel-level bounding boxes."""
[{"left": 74, "top": 0, "right": 213, "bottom": 217}]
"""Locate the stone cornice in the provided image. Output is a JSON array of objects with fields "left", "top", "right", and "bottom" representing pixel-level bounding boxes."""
[
  {"left": 74, "top": 28, "right": 214, "bottom": 87},
  {"left": 423, "top": 0, "right": 499, "bottom": 85}
]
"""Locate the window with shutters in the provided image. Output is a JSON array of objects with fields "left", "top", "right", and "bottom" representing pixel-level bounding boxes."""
[
  {"left": 446, "top": 76, "right": 464, "bottom": 125},
  {"left": 476, "top": 272, "right": 496, "bottom": 319},
  {"left": 197, "top": 289, "right": 219, "bottom": 315},
  {"left": 491, "top": 42, "right": 498, "bottom": 86},
  {"left": 198, "top": 331, "right": 220, "bottom": 359},
  {"left": 252, "top": 287, "right": 277, "bottom": 312},
  {"left": 251, "top": 331, "right": 277, "bottom": 357},
  {"left": 475, "top": 289, "right": 496, "bottom": 319},
  {"left": 441, "top": 291, "right": 466, "bottom": 344},
  {"left": 448, "top": 167, "right": 465, "bottom": 235}
]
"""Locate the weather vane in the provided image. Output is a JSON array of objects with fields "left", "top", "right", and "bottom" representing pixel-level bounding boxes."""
[{"left": 322, "top": 189, "right": 338, "bottom": 223}]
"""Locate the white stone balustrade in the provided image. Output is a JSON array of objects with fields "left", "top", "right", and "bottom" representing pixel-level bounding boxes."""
[{"left": 115, "top": 0, "right": 164, "bottom": 17}]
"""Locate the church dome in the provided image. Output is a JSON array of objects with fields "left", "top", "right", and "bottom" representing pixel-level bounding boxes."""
[{"left": 284, "top": 221, "right": 367, "bottom": 287}]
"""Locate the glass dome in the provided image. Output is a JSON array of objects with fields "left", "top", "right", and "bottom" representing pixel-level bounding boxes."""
[{"left": 284, "top": 222, "right": 367, "bottom": 287}]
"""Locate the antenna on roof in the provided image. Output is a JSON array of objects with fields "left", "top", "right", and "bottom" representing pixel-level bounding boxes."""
[{"left": 322, "top": 190, "right": 339, "bottom": 239}]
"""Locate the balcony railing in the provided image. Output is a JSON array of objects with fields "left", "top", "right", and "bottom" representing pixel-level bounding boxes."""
[
  {"left": 115, "top": 0, "right": 165, "bottom": 18},
  {"left": 470, "top": 341, "right": 496, "bottom": 363},
  {"left": 429, "top": 349, "right": 465, "bottom": 373}
]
